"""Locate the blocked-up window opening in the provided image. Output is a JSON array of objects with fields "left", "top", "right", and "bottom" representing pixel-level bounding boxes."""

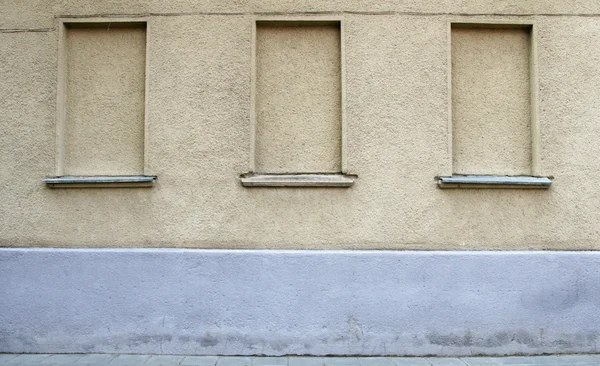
[
  {"left": 255, "top": 22, "right": 342, "bottom": 174},
  {"left": 63, "top": 23, "right": 146, "bottom": 175},
  {"left": 451, "top": 26, "right": 532, "bottom": 175}
]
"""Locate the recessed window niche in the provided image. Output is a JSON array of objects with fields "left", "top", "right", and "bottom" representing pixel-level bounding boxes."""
[
  {"left": 46, "top": 19, "right": 155, "bottom": 188},
  {"left": 241, "top": 19, "right": 356, "bottom": 187},
  {"left": 438, "top": 22, "right": 551, "bottom": 189}
]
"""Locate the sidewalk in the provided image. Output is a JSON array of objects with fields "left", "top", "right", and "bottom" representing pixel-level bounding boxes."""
[{"left": 1, "top": 354, "right": 600, "bottom": 366}]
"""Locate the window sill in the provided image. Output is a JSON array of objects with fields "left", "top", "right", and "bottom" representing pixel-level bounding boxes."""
[
  {"left": 44, "top": 175, "right": 157, "bottom": 188},
  {"left": 240, "top": 173, "right": 357, "bottom": 187},
  {"left": 437, "top": 175, "right": 552, "bottom": 189}
]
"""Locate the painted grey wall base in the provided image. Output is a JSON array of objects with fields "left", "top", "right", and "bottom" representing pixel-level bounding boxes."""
[{"left": 1, "top": 249, "right": 599, "bottom": 356}]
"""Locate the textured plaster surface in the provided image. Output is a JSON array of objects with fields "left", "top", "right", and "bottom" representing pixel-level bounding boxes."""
[
  {"left": 1, "top": 249, "right": 600, "bottom": 356},
  {"left": 5, "top": 2, "right": 600, "bottom": 30},
  {"left": 0, "top": 31, "right": 56, "bottom": 244},
  {"left": 0, "top": 1, "right": 52, "bottom": 29},
  {"left": 5, "top": 0, "right": 600, "bottom": 30},
  {"left": 64, "top": 24, "right": 146, "bottom": 175},
  {"left": 452, "top": 27, "right": 531, "bottom": 175},
  {"left": 255, "top": 22, "right": 341, "bottom": 173},
  {"left": 2, "top": 4, "right": 600, "bottom": 250}
]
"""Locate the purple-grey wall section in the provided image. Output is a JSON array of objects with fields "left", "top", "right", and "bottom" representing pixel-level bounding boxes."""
[{"left": 1, "top": 249, "right": 599, "bottom": 356}]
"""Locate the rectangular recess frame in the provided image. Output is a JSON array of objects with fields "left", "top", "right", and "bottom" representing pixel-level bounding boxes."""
[
  {"left": 50, "top": 17, "right": 153, "bottom": 188},
  {"left": 440, "top": 20, "right": 549, "bottom": 189},
  {"left": 243, "top": 16, "right": 354, "bottom": 188}
]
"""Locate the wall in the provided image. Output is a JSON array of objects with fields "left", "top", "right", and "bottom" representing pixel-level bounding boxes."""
[
  {"left": 2, "top": 249, "right": 600, "bottom": 356},
  {"left": 1, "top": 2, "right": 600, "bottom": 249},
  {"left": 2, "top": 0, "right": 600, "bottom": 356}
]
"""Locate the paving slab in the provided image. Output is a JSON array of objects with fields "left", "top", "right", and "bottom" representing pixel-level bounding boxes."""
[
  {"left": 557, "top": 354, "right": 600, "bottom": 363},
  {"left": 108, "top": 354, "right": 151, "bottom": 365},
  {"left": 40, "top": 354, "right": 86, "bottom": 364},
  {"left": 5, "top": 354, "right": 53, "bottom": 364},
  {"left": 491, "top": 356, "right": 553, "bottom": 365},
  {"left": 74, "top": 354, "right": 119, "bottom": 364},
  {"left": 460, "top": 357, "right": 502, "bottom": 366},
  {"left": 427, "top": 358, "right": 468, "bottom": 366},
  {"left": 324, "top": 358, "right": 362, "bottom": 366},
  {"left": 181, "top": 356, "right": 220, "bottom": 366},
  {"left": 462, "top": 354, "right": 600, "bottom": 366},
  {"left": 216, "top": 357, "right": 252, "bottom": 366},
  {"left": 0, "top": 355, "right": 20, "bottom": 364},
  {"left": 391, "top": 358, "right": 432, "bottom": 366},
  {"left": 2, "top": 354, "right": 600, "bottom": 366},
  {"left": 288, "top": 357, "right": 324, "bottom": 366},
  {"left": 144, "top": 355, "right": 186, "bottom": 365},
  {"left": 357, "top": 358, "right": 395, "bottom": 366},
  {"left": 252, "top": 357, "right": 288, "bottom": 366}
]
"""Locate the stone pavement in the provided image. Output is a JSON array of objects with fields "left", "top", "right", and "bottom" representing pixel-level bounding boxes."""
[{"left": 1, "top": 355, "right": 600, "bottom": 366}]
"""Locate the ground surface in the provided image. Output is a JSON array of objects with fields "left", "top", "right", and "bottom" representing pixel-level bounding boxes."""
[{"left": 1, "top": 355, "right": 600, "bottom": 366}]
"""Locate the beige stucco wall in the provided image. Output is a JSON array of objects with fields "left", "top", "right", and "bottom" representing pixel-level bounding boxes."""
[{"left": 2, "top": 2, "right": 600, "bottom": 249}]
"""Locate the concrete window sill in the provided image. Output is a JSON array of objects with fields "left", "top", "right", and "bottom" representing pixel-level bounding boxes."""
[
  {"left": 44, "top": 175, "right": 157, "bottom": 188},
  {"left": 437, "top": 175, "right": 552, "bottom": 189},
  {"left": 240, "top": 173, "right": 357, "bottom": 187}
]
